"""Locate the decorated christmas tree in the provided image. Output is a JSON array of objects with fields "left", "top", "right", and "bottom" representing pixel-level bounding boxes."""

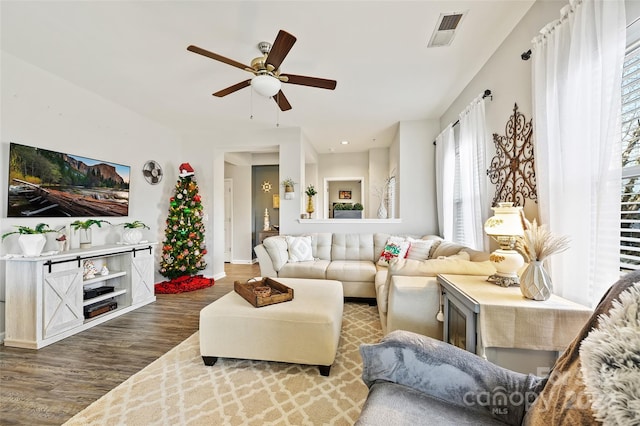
[{"left": 159, "top": 163, "right": 207, "bottom": 279}]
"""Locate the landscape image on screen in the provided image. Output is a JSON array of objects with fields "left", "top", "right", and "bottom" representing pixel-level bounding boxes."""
[{"left": 7, "top": 142, "right": 130, "bottom": 217}]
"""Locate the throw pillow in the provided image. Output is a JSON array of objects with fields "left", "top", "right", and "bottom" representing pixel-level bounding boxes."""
[
  {"left": 580, "top": 284, "right": 640, "bottom": 425},
  {"left": 286, "top": 236, "right": 314, "bottom": 262},
  {"left": 406, "top": 238, "right": 436, "bottom": 261},
  {"left": 377, "top": 237, "right": 410, "bottom": 266}
]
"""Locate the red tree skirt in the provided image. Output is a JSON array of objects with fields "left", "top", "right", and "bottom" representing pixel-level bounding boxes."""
[{"left": 155, "top": 275, "right": 214, "bottom": 294}]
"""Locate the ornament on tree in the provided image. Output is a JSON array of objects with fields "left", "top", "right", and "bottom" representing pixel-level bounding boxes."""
[{"left": 159, "top": 163, "right": 207, "bottom": 280}]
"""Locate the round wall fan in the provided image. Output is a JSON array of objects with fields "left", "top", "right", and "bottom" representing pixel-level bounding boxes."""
[
  {"left": 143, "top": 160, "right": 163, "bottom": 185},
  {"left": 187, "top": 30, "right": 337, "bottom": 111}
]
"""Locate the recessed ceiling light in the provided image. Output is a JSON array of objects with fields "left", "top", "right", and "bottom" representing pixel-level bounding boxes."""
[{"left": 341, "top": 140, "right": 349, "bottom": 145}]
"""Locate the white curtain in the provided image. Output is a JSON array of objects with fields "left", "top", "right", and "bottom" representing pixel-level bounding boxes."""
[
  {"left": 435, "top": 124, "right": 455, "bottom": 240},
  {"left": 532, "top": 0, "right": 625, "bottom": 307},
  {"left": 458, "top": 95, "right": 490, "bottom": 251}
]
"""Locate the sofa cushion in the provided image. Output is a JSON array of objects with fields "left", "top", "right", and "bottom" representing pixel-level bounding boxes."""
[
  {"left": 429, "top": 240, "right": 465, "bottom": 259},
  {"left": 311, "top": 233, "right": 333, "bottom": 260},
  {"left": 357, "top": 382, "right": 508, "bottom": 426},
  {"left": 327, "top": 260, "right": 377, "bottom": 282},
  {"left": 262, "top": 236, "right": 289, "bottom": 271},
  {"left": 390, "top": 257, "right": 495, "bottom": 278},
  {"left": 278, "top": 260, "right": 330, "bottom": 279},
  {"left": 430, "top": 239, "right": 489, "bottom": 262},
  {"left": 435, "top": 251, "right": 470, "bottom": 261},
  {"left": 331, "top": 233, "right": 375, "bottom": 261},
  {"left": 286, "top": 236, "right": 314, "bottom": 262}
]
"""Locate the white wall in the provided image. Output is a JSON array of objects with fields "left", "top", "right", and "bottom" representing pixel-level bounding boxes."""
[
  {"left": 283, "top": 118, "right": 440, "bottom": 236},
  {"left": 0, "top": 51, "right": 181, "bottom": 259},
  {"left": 182, "top": 126, "right": 303, "bottom": 279},
  {"left": 397, "top": 120, "right": 439, "bottom": 231},
  {"left": 318, "top": 152, "right": 369, "bottom": 217},
  {"left": 0, "top": 51, "right": 183, "bottom": 337},
  {"left": 439, "top": 0, "right": 562, "bottom": 222},
  {"left": 439, "top": 0, "right": 640, "bottom": 222}
]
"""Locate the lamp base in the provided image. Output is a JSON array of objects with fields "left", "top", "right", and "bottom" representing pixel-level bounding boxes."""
[
  {"left": 488, "top": 249, "right": 524, "bottom": 287},
  {"left": 487, "top": 273, "right": 520, "bottom": 288}
]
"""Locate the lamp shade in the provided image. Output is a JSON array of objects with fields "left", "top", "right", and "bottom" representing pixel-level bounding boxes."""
[
  {"left": 251, "top": 74, "right": 281, "bottom": 98},
  {"left": 484, "top": 202, "right": 524, "bottom": 237}
]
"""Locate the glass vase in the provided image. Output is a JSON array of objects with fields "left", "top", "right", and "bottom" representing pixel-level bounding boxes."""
[
  {"left": 306, "top": 196, "right": 314, "bottom": 216},
  {"left": 79, "top": 228, "right": 92, "bottom": 249},
  {"left": 520, "top": 260, "right": 552, "bottom": 301}
]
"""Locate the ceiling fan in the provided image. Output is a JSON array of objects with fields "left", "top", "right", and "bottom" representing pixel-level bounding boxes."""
[{"left": 187, "top": 30, "right": 337, "bottom": 111}]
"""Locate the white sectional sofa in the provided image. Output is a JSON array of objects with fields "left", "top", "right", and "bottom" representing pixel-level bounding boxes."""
[{"left": 254, "top": 233, "right": 495, "bottom": 337}]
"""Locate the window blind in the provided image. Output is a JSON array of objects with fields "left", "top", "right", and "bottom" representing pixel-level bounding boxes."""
[{"left": 620, "top": 44, "right": 640, "bottom": 271}]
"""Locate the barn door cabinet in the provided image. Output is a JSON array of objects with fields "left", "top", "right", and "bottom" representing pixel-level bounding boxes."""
[{"left": 2, "top": 243, "right": 156, "bottom": 349}]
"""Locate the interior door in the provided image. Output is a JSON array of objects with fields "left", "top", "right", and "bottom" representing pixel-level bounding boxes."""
[{"left": 224, "top": 178, "right": 233, "bottom": 263}]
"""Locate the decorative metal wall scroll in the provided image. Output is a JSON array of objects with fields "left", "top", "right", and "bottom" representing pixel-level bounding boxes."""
[{"left": 486, "top": 103, "right": 537, "bottom": 207}]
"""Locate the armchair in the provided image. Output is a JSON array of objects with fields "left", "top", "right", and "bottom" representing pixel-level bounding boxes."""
[{"left": 357, "top": 272, "right": 640, "bottom": 425}]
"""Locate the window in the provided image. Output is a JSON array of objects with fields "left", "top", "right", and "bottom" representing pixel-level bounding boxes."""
[{"left": 620, "top": 41, "right": 640, "bottom": 271}]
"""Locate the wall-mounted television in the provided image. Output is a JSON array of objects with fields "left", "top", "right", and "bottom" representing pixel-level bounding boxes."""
[{"left": 7, "top": 142, "right": 130, "bottom": 217}]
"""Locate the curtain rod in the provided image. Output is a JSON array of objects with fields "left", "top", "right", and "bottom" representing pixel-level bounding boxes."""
[{"left": 432, "top": 89, "right": 492, "bottom": 145}]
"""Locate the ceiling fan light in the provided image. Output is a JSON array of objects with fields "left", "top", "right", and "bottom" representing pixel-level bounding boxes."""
[{"left": 251, "top": 74, "right": 281, "bottom": 97}]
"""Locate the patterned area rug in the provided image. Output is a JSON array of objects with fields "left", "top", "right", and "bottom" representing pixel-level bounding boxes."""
[{"left": 64, "top": 303, "right": 382, "bottom": 425}]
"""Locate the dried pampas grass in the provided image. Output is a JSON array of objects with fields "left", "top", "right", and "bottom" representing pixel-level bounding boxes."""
[{"left": 516, "top": 213, "right": 570, "bottom": 262}]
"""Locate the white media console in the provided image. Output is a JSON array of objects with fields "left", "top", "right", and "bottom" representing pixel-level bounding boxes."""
[{"left": 2, "top": 242, "right": 156, "bottom": 349}]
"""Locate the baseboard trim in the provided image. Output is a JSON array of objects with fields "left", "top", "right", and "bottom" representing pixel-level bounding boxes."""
[{"left": 230, "top": 259, "right": 255, "bottom": 265}]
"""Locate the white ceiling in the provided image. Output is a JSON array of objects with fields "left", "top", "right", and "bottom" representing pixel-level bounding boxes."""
[{"left": 1, "top": 1, "right": 535, "bottom": 154}]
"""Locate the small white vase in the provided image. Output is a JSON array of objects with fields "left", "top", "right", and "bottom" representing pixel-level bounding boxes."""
[
  {"left": 520, "top": 260, "right": 553, "bottom": 301},
  {"left": 123, "top": 228, "right": 143, "bottom": 245},
  {"left": 377, "top": 202, "right": 387, "bottom": 219},
  {"left": 18, "top": 234, "right": 47, "bottom": 256}
]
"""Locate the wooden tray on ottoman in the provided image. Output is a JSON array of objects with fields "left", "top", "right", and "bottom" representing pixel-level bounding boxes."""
[{"left": 234, "top": 277, "right": 294, "bottom": 308}]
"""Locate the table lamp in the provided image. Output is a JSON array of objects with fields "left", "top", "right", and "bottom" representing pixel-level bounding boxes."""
[{"left": 484, "top": 202, "right": 525, "bottom": 287}]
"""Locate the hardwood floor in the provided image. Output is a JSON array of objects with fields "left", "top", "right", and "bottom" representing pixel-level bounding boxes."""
[{"left": 0, "top": 263, "right": 260, "bottom": 426}]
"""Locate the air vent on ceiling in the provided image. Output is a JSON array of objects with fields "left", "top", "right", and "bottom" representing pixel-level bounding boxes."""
[{"left": 428, "top": 12, "right": 466, "bottom": 48}]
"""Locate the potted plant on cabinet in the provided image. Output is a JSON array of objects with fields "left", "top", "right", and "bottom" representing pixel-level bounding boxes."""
[
  {"left": 119, "top": 220, "right": 149, "bottom": 245},
  {"left": 70, "top": 219, "right": 111, "bottom": 249},
  {"left": 1, "top": 223, "right": 57, "bottom": 256}
]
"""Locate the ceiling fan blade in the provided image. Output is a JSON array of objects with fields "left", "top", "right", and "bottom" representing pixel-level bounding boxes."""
[
  {"left": 212, "top": 79, "right": 251, "bottom": 97},
  {"left": 265, "top": 30, "right": 297, "bottom": 70},
  {"left": 283, "top": 74, "right": 337, "bottom": 90},
  {"left": 273, "top": 90, "right": 292, "bottom": 111},
  {"left": 187, "top": 45, "right": 251, "bottom": 71}
]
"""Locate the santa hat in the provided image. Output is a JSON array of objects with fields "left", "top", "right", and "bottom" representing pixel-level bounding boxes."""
[{"left": 179, "top": 163, "right": 194, "bottom": 177}]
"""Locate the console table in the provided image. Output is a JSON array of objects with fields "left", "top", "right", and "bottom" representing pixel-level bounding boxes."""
[
  {"left": 2, "top": 243, "right": 157, "bottom": 349},
  {"left": 437, "top": 274, "right": 592, "bottom": 374}
]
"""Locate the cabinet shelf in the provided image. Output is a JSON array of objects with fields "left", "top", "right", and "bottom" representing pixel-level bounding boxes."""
[
  {"left": 82, "top": 289, "right": 127, "bottom": 307},
  {"left": 83, "top": 271, "right": 126, "bottom": 286}
]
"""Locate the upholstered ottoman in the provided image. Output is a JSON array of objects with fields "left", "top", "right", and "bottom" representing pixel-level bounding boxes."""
[{"left": 199, "top": 278, "right": 343, "bottom": 376}]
